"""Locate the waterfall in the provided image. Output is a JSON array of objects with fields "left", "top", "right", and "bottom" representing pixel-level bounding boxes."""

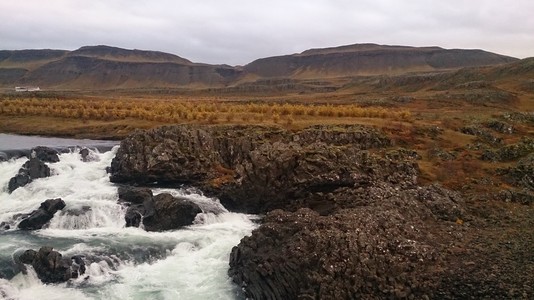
[{"left": 0, "top": 145, "right": 256, "bottom": 299}]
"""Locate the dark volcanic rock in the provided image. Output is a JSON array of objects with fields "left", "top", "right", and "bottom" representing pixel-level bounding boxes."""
[
  {"left": 460, "top": 125, "right": 502, "bottom": 144},
  {"left": 110, "top": 125, "right": 393, "bottom": 214},
  {"left": 117, "top": 186, "right": 154, "bottom": 228},
  {"left": 8, "top": 157, "right": 51, "bottom": 193},
  {"left": 498, "top": 153, "right": 534, "bottom": 192},
  {"left": 125, "top": 205, "right": 143, "bottom": 227},
  {"left": 481, "top": 138, "right": 534, "bottom": 162},
  {"left": 18, "top": 198, "right": 66, "bottom": 230},
  {"left": 229, "top": 190, "right": 461, "bottom": 300},
  {"left": 32, "top": 146, "right": 60, "bottom": 163},
  {"left": 117, "top": 187, "right": 202, "bottom": 230},
  {"left": 79, "top": 148, "right": 90, "bottom": 162},
  {"left": 108, "top": 124, "right": 533, "bottom": 298},
  {"left": 17, "top": 246, "right": 84, "bottom": 283},
  {"left": 142, "top": 193, "right": 202, "bottom": 231},
  {"left": 7, "top": 174, "right": 32, "bottom": 193},
  {"left": 118, "top": 186, "right": 153, "bottom": 204}
]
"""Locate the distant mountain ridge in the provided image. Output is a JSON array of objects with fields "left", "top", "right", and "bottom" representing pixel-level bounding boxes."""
[
  {"left": 0, "top": 44, "right": 520, "bottom": 90},
  {"left": 244, "top": 44, "right": 518, "bottom": 78}
]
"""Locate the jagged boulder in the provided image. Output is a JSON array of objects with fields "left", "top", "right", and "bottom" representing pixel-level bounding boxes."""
[
  {"left": 117, "top": 186, "right": 153, "bottom": 228},
  {"left": 498, "top": 153, "right": 534, "bottom": 192},
  {"left": 8, "top": 157, "right": 51, "bottom": 193},
  {"left": 32, "top": 146, "right": 60, "bottom": 163},
  {"left": 17, "top": 246, "right": 84, "bottom": 283},
  {"left": 125, "top": 205, "right": 144, "bottom": 227},
  {"left": 18, "top": 198, "right": 66, "bottom": 230},
  {"left": 481, "top": 138, "right": 534, "bottom": 162},
  {"left": 142, "top": 193, "right": 202, "bottom": 231},
  {"left": 117, "top": 187, "right": 201, "bottom": 230},
  {"left": 118, "top": 186, "right": 153, "bottom": 204}
]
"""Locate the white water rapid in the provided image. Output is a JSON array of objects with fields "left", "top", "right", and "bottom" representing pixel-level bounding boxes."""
[{"left": 0, "top": 146, "right": 257, "bottom": 300}]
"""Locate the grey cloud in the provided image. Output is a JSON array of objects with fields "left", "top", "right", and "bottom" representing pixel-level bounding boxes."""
[{"left": 0, "top": 0, "right": 532, "bottom": 65}]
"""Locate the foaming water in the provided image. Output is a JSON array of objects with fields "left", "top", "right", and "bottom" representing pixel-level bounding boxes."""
[{"left": 0, "top": 146, "right": 256, "bottom": 299}]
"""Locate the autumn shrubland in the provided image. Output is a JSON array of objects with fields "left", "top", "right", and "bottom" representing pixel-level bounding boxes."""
[{"left": 0, "top": 97, "right": 412, "bottom": 131}]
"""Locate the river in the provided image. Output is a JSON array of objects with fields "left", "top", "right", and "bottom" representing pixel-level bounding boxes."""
[{"left": 0, "top": 135, "right": 256, "bottom": 299}]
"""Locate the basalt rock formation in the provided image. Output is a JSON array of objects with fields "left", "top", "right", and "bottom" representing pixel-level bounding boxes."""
[
  {"left": 117, "top": 186, "right": 201, "bottom": 230},
  {"left": 17, "top": 198, "right": 66, "bottom": 230},
  {"left": 109, "top": 124, "right": 528, "bottom": 299},
  {"left": 142, "top": 193, "right": 202, "bottom": 231},
  {"left": 228, "top": 185, "right": 465, "bottom": 299},
  {"left": 17, "top": 246, "right": 84, "bottom": 283},
  {"left": 109, "top": 124, "right": 393, "bottom": 214},
  {"left": 32, "top": 146, "right": 60, "bottom": 163},
  {"left": 7, "top": 156, "right": 51, "bottom": 193}
]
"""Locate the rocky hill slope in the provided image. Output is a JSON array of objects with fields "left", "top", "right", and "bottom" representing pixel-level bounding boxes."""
[{"left": 0, "top": 45, "right": 240, "bottom": 89}]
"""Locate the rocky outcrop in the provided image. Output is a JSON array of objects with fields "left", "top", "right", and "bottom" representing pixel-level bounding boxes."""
[
  {"left": 32, "top": 146, "right": 60, "bottom": 163},
  {"left": 17, "top": 246, "right": 84, "bottom": 283},
  {"left": 496, "top": 153, "right": 534, "bottom": 204},
  {"left": 460, "top": 125, "right": 502, "bottom": 144},
  {"left": 229, "top": 184, "right": 465, "bottom": 299},
  {"left": 499, "top": 153, "right": 534, "bottom": 190},
  {"left": 143, "top": 193, "right": 202, "bottom": 231},
  {"left": 17, "top": 198, "right": 66, "bottom": 230},
  {"left": 110, "top": 125, "right": 393, "bottom": 214},
  {"left": 118, "top": 186, "right": 201, "bottom": 230},
  {"left": 118, "top": 186, "right": 153, "bottom": 204},
  {"left": 481, "top": 138, "right": 534, "bottom": 162},
  {"left": 7, "top": 157, "right": 51, "bottom": 193},
  {"left": 118, "top": 186, "right": 152, "bottom": 228}
]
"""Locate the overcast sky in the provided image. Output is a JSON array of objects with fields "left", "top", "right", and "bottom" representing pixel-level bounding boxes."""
[{"left": 1, "top": 0, "right": 532, "bottom": 65}]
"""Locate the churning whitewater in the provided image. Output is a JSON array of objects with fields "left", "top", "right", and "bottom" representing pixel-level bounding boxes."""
[{"left": 0, "top": 147, "right": 257, "bottom": 300}]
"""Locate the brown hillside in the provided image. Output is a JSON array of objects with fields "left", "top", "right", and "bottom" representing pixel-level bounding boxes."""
[
  {"left": 69, "top": 45, "right": 193, "bottom": 64},
  {"left": 244, "top": 44, "right": 518, "bottom": 78},
  {"left": 21, "top": 56, "right": 240, "bottom": 89},
  {"left": 0, "top": 49, "right": 68, "bottom": 70}
]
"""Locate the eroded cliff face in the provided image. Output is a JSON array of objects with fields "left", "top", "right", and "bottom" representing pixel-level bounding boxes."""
[
  {"left": 109, "top": 124, "right": 397, "bottom": 214},
  {"left": 228, "top": 184, "right": 465, "bottom": 299}
]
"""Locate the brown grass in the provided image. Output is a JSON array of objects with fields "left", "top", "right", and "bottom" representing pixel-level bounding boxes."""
[
  {"left": 0, "top": 98, "right": 413, "bottom": 138},
  {"left": 0, "top": 98, "right": 412, "bottom": 123}
]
